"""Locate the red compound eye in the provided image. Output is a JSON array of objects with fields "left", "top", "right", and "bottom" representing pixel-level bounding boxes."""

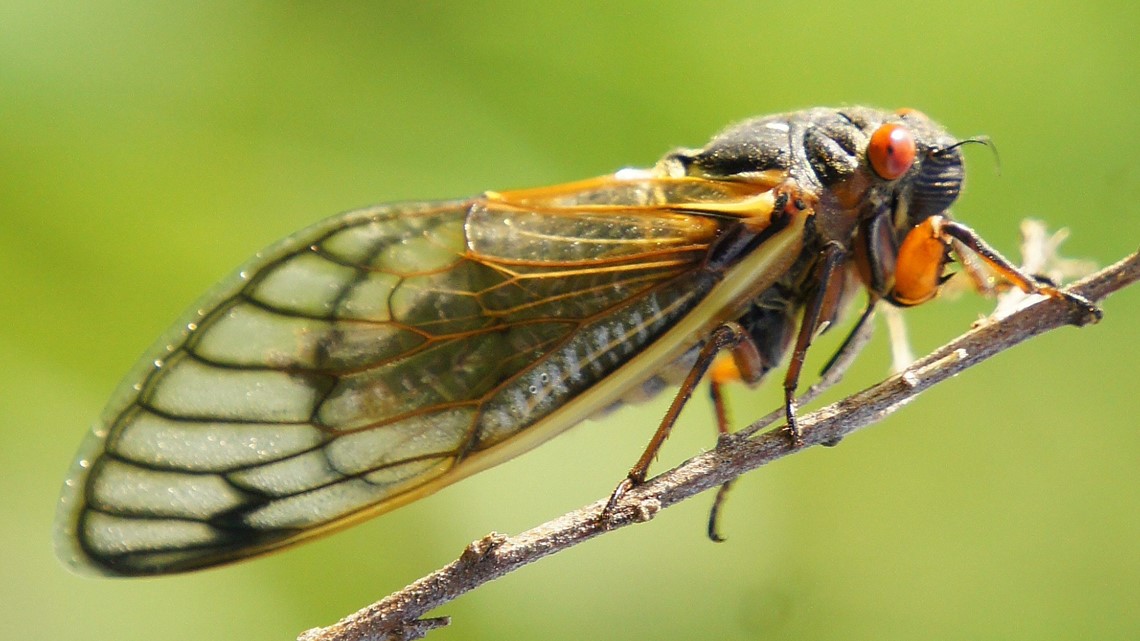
[{"left": 868, "top": 123, "right": 916, "bottom": 180}]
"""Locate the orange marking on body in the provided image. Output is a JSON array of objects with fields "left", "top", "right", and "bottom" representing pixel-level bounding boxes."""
[{"left": 709, "top": 353, "right": 744, "bottom": 385}]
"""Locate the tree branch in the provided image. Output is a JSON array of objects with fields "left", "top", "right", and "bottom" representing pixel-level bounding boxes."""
[{"left": 299, "top": 249, "right": 1140, "bottom": 641}]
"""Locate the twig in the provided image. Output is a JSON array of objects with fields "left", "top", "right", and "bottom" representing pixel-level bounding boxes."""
[{"left": 299, "top": 249, "right": 1140, "bottom": 641}]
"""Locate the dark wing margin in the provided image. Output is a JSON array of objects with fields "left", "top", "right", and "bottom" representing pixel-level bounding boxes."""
[{"left": 55, "top": 174, "right": 790, "bottom": 576}]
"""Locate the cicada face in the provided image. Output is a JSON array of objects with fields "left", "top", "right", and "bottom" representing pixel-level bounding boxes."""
[{"left": 59, "top": 106, "right": 1068, "bottom": 577}]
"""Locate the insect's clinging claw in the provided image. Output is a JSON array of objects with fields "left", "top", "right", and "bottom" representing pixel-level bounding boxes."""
[
  {"left": 783, "top": 388, "right": 805, "bottom": 448},
  {"left": 706, "top": 480, "right": 736, "bottom": 543},
  {"left": 784, "top": 420, "right": 805, "bottom": 448},
  {"left": 1055, "top": 289, "right": 1102, "bottom": 326},
  {"left": 600, "top": 476, "right": 638, "bottom": 523}
]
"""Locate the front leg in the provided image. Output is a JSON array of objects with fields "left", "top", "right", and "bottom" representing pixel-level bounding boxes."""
[{"left": 892, "top": 215, "right": 1102, "bottom": 324}]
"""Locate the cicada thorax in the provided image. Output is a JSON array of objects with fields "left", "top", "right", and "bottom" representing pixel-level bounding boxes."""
[
  {"left": 648, "top": 105, "right": 1094, "bottom": 463},
  {"left": 664, "top": 107, "right": 968, "bottom": 390}
]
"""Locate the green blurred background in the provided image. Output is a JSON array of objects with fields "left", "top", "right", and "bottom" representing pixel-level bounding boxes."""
[{"left": 2, "top": 2, "right": 1137, "bottom": 640}]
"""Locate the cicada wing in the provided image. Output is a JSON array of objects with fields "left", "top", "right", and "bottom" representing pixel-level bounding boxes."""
[{"left": 56, "top": 174, "right": 799, "bottom": 576}]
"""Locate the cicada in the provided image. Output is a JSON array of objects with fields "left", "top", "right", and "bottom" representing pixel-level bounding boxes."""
[{"left": 55, "top": 106, "right": 1099, "bottom": 576}]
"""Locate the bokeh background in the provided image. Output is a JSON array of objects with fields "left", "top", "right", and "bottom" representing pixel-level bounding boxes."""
[{"left": 2, "top": 2, "right": 1137, "bottom": 640}]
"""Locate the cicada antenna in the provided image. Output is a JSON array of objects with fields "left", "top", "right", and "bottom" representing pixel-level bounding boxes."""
[{"left": 936, "top": 136, "right": 1001, "bottom": 176}]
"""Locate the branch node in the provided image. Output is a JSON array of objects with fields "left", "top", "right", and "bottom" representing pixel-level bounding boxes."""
[
  {"left": 900, "top": 370, "right": 920, "bottom": 388},
  {"left": 460, "top": 532, "right": 509, "bottom": 564},
  {"left": 380, "top": 617, "right": 450, "bottom": 641},
  {"left": 634, "top": 498, "right": 662, "bottom": 523},
  {"left": 602, "top": 492, "right": 661, "bottom": 528}
]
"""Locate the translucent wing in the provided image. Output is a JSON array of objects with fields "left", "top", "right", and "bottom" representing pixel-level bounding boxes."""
[{"left": 55, "top": 173, "right": 803, "bottom": 575}]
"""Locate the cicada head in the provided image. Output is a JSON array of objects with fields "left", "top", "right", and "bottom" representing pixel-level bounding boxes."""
[
  {"left": 808, "top": 107, "right": 966, "bottom": 231},
  {"left": 845, "top": 108, "right": 976, "bottom": 304},
  {"left": 876, "top": 108, "right": 967, "bottom": 226}
]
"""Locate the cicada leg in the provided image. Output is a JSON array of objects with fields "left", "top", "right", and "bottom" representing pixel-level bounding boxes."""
[
  {"left": 602, "top": 322, "right": 751, "bottom": 518},
  {"left": 893, "top": 216, "right": 1102, "bottom": 324},
  {"left": 706, "top": 479, "right": 736, "bottom": 543},
  {"left": 704, "top": 340, "right": 766, "bottom": 542},
  {"left": 708, "top": 355, "right": 737, "bottom": 439},
  {"left": 809, "top": 298, "right": 880, "bottom": 451},
  {"left": 818, "top": 299, "right": 878, "bottom": 383},
  {"left": 781, "top": 240, "right": 850, "bottom": 446},
  {"left": 704, "top": 294, "right": 879, "bottom": 540}
]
